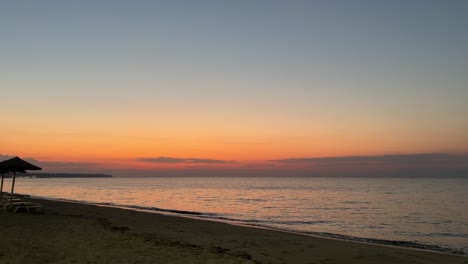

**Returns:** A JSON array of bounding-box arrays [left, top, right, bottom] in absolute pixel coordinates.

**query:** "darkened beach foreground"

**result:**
[[0, 198, 466, 264]]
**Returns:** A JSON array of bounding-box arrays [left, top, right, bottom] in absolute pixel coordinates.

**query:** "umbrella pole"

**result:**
[[0, 172, 4, 193], [10, 172, 16, 204]]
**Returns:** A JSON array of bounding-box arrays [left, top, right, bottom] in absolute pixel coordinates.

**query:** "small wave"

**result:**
[[429, 233, 468, 238], [237, 198, 267, 202], [311, 207, 352, 210], [302, 231, 467, 255], [108, 204, 217, 217], [34, 197, 217, 217], [341, 201, 370, 204], [204, 217, 332, 226]]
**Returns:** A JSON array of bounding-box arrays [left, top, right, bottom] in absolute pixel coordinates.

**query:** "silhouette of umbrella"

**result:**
[[0, 157, 41, 202], [0, 165, 9, 194]]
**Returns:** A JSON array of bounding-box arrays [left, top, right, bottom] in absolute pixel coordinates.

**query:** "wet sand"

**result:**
[[0, 198, 467, 264]]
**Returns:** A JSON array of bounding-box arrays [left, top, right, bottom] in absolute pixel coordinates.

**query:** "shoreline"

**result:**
[[1, 197, 466, 264], [32, 195, 467, 256]]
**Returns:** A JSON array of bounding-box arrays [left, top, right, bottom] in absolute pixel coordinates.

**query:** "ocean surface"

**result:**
[[5, 177, 468, 254]]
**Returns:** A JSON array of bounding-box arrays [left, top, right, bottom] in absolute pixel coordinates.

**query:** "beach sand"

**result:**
[[0, 198, 466, 264]]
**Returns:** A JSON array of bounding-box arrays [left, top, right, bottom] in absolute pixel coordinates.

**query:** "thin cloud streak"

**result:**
[[137, 156, 236, 164], [271, 153, 468, 167]]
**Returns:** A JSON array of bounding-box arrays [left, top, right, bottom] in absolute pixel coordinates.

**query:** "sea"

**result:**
[[5, 177, 468, 255]]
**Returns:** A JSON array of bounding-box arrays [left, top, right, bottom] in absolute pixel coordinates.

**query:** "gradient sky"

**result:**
[[1, 1, 467, 174]]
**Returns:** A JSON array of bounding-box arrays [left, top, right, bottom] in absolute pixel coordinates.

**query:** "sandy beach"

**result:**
[[0, 198, 465, 264]]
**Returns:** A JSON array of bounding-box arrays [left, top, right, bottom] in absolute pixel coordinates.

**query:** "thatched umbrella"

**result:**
[[0, 157, 41, 203]]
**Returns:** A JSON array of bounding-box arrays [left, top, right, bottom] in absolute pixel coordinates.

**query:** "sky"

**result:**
[[1, 1, 468, 176]]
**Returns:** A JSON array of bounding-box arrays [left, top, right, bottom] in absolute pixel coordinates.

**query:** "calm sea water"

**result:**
[[5, 177, 468, 254]]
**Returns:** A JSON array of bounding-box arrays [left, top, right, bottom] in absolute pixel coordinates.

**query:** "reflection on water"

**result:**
[[7, 177, 468, 253]]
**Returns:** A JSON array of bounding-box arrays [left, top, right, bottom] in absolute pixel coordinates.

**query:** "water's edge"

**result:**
[[31, 195, 467, 256]]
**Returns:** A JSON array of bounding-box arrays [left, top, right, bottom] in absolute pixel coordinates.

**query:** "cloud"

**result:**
[[33, 160, 98, 168], [245, 163, 277, 168], [0, 154, 99, 170], [271, 153, 468, 168], [0, 154, 16, 161], [19, 158, 97, 168], [136, 156, 235, 164]]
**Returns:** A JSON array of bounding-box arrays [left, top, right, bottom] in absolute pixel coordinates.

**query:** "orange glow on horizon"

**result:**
[[1, 129, 466, 163], [2, 112, 467, 171]]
